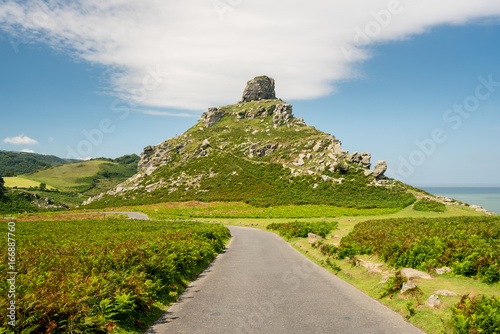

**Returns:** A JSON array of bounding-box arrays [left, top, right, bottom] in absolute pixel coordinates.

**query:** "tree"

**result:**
[[39, 183, 47, 191], [0, 177, 6, 199]]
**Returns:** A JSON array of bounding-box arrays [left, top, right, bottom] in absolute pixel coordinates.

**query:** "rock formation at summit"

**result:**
[[241, 76, 277, 102]]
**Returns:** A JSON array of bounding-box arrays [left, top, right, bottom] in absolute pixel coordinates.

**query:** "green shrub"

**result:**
[[413, 199, 446, 212], [446, 295, 500, 333], [267, 221, 338, 239], [338, 216, 500, 283]]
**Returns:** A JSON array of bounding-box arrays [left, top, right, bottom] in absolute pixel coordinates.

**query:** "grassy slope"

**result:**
[[4, 159, 139, 207], [3, 177, 57, 190], [20, 160, 104, 191]]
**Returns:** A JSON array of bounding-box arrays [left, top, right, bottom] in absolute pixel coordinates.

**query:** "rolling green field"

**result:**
[[21, 160, 108, 192], [1, 157, 139, 209], [3, 177, 57, 190]]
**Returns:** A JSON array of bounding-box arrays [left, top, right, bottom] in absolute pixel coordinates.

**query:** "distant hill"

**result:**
[[2, 154, 140, 209], [84, 76, 416, 209], [0, 150, 78, 176]]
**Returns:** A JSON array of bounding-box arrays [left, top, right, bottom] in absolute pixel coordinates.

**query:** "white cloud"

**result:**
[[1, 0, 500, 111], [21, 148, 35, 153], [3, 134, 39, 145]]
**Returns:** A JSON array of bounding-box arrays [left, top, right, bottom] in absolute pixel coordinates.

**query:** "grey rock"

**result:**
[[201, 139, 210, 150], [401, 268, 432, 280], [364, 170, 373, 176], [241, 76, 277, 102], [348, 152, 371, 168], [272, 104, 294, 124], [255, 143, 278, 157], [372, 160, 388, 179], [308, 233, 322, 239], [427, 294, 440, 307], [434, 267, 452, 275], [401, 281, 417, 294], [199, 107, 225, 128], [434, 290, 457, 297]]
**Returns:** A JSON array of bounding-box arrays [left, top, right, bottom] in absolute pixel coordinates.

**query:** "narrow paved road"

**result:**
[[112, 211, 150, 220], [147, 226, 424, 334]]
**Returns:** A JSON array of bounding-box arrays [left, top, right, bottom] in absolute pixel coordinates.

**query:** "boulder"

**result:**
[[201, 139, 210, 150], [434, 290, 458, 297], [241, 76, 277, 102], [372, 160, 388, 179], [200, 107, 225, 128], [308, 233, 321, 239], [434, 267, 452, 275], [427, 294, 441, 307], [401, 268, 432, 280], [401, 281, 417, 294], [357, 259, 384, 273]]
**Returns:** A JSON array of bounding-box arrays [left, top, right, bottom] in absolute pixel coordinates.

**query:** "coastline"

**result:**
[[421, 187, 500, 215]]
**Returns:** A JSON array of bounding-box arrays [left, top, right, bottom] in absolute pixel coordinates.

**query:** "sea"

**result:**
[[421, 187, 500, 215]]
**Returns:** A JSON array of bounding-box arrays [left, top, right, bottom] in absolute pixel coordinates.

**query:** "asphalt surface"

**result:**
[[146, 226, 425, 334], [113, 211, 151, 220]]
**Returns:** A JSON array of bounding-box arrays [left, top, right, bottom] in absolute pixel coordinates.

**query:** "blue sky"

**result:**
[[1, 1, 500, 186]]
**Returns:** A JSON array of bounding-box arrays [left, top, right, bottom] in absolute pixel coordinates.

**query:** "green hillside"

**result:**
[[1, 155, 140, 209], [23, 156, 139, 194], [0, 150, 77, 176], [85, 96, 416, 209]]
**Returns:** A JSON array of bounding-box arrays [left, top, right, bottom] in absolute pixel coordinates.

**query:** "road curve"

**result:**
[[146, 226, 424, 334], [112, 211, 151, 220]]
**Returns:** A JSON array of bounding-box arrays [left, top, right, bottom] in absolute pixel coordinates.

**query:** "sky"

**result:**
[[0, 0, 499, 186]]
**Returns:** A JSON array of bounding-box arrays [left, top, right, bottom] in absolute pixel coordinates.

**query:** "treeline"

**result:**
[[0, 150, 77, 176]]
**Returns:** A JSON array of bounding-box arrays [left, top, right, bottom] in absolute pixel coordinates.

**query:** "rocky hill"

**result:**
[[84, 76, 415, 208]]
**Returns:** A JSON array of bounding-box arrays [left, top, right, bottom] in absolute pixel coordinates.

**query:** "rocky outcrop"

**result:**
[[348, 152, 371, 168], [372, 160, 387, 179], [272, 104, 294, 124], [241, 76, 277, 102], [200, 107, 225, 128], [236, 105, 276, 120]]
